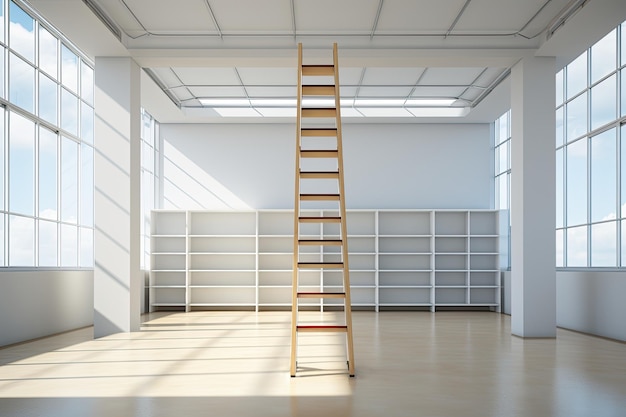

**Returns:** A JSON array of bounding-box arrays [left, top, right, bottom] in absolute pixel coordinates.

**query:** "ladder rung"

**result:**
[[298, 262, 344, 269], [300, 194, 340, 201], [300, 150, 338, 158], [302, 108, 336, 118], [302, 65, 334, 76], [302, 85, 335, 96], [297, 325, 348, 333], [301, 128, 337, 137], [297, 292, 346, 299], [299, 216, 341, 223], [300, 171, 339, 179], [298, 239, 342, 246]]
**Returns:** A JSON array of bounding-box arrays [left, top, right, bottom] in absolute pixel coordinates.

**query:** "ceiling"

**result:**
[[57, 0, 591, 122]]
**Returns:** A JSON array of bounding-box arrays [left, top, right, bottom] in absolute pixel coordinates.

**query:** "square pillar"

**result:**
[[93, 57, 142, 337], [510, 55, 557, 338]]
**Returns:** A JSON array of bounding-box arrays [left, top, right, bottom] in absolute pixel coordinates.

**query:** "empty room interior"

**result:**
[[1, 0, 626, 416]]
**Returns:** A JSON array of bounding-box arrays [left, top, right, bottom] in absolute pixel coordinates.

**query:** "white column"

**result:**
[[510, 55, 556, 338], [93, 57, 142, 338]]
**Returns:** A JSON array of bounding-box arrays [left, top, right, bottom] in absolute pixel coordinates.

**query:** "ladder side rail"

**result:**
[[333, 43, 356, 376], [290, 43, 304, 377]]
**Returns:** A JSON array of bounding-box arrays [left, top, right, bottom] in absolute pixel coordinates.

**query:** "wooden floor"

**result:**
[[1, 311, 625, 417]]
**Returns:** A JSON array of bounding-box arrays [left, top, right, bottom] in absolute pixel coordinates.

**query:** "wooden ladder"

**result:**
[[290, 43, 355, 377]]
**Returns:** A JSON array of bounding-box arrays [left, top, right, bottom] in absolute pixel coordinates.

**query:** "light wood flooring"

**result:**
[[1, 311, 625, 417]]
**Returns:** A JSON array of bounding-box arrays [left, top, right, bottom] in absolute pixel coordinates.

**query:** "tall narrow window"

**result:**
[[9, 53, 35, 113], [9, 1, 34, 63], [566, 139, 587, 227], [9, 112, 34, 216], [61, 137, 78, 223], [590, 128, 616, 223], [39, 126, 57, 220]]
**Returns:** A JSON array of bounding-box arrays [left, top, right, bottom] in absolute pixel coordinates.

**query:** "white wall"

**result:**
[[160, 123, 492, 210], [557, 271, 626, 342], [0, 270, 93, 347], [501, 270, 626, 342]]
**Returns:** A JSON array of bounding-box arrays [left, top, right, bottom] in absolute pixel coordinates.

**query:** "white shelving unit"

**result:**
[[149, 209, 502, 312]]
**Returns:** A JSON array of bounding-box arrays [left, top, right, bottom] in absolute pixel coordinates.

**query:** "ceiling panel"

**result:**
[[237, 67, 296, 85], [410, 86, 466, 98], [188, 86, 247, 98], [473, 67, 507, 87], [375, 0, 467, 32], [453, 0, 551, 32], [150, 68, 184, 87], [209, 0, 293, 32], [357, 86, 414, 98], [295, 0, 380, 32], [123, 0, 217, 32], [174, 67, 241, 85], [245, 86, 297, 98], [361, 67, 423, 85], [418, 68, 485, 85]]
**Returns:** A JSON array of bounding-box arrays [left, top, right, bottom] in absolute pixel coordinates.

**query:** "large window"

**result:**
[[0, 0, 94, 268], [556, 21, 626, 268]]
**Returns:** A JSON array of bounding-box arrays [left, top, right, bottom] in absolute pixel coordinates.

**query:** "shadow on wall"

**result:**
[[162, 139, 252, 210]]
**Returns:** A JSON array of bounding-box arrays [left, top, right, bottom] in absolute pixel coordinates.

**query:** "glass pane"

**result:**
[[591, 128, 616, 223], [0, 109, 4, 211], [591, 221, 616, 266], [567, 225, 587, 267], [556, 69, 564, 106], [9, 112, 34, 216], [80, 144, 93, 227], [556, 107, 564, 147], [80, 227, 93, 267], [566, 92, 587, 142], [9, 1, 34, 63], [556, 149, 564, 228], [556, 229, 563, 267], [142, 111, 154, 145], [622, 124, 626, 217], [590, 74, 616, 130], [61, 88, 78, 136], [0, 213, 4, 266], [60, 223, 77, 267], [0, 48, 4, 99], [498, 111, 509, 144], [39, 73, 58, 125], [81, 62, 93, 105], [566, 51, 587, 100], [80, 105, 93, 144], [9, 215, 34, 266], [590, 29, 616, 84], [39, 127, 57, 220], [39, 219, 57, 266], [497, 141, 508, 174], [622, 69, 626, 118], [61, 44, 78, 94], [622, 220, 626, 266], [498, 174, 509, 210], [9, 53, 34, 113], [567, 139, 587, 226], [39, 26, 58, 79], [0, 0, 4, 44], [61, 137, 78, 223]]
